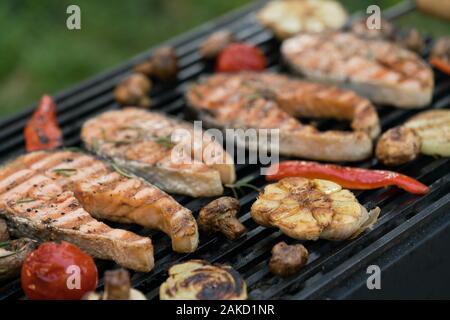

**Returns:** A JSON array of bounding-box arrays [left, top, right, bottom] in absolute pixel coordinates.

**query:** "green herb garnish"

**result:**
[[112, 163, 134, 179], [52, 168, 77, 177], [16, 198, 35, 204], [225, 175, 260, 199], [63, 147, 83, 153], [155, 136, 175, 149], [0, 242, 9, 249]]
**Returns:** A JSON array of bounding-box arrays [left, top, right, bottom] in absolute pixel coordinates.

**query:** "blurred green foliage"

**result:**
[[0, 0, 449, 118]]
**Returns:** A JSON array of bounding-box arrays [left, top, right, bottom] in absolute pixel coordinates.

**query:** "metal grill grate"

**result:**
[[0, 0, 449, 300]]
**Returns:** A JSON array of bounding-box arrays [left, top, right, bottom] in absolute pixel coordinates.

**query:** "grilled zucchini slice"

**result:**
[[404, 109, 450, 157]]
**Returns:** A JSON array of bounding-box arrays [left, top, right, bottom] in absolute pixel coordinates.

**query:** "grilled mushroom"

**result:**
[[376, 127, 421, 166], [197, 197, 247, 240], [160, 260, 247, 300], [114, 73, 152, 108], [351, 18, 395, 40], [394, 28, 426, 53], [83, 269, 146, 300], [200, 30, 235, 59], [269, 241, 308, 277], [0, 238, 36, 281], [152, 47, 178, 80], [0, 219, 9, 242], [251, 178, 380, 241]]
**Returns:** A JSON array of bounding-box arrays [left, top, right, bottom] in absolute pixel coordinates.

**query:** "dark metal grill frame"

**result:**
[[1, 0, 449, 300]]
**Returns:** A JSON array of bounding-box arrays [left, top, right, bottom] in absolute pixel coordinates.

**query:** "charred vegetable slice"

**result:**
[[160, 260, 247, 300]]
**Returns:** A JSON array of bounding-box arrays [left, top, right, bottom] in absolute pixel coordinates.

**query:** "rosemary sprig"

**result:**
[[63, 146, 83, 153], [112, 163, 134, 179], [16, 198, 35, 204], [0, 242, 9, 249], [225, 175, 260, 199], [52, 168, 77, 177], [0, 251, 17, 258], [155, 136, 175, 149]]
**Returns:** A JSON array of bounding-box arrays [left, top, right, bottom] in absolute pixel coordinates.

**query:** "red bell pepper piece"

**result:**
[[430, 57, 450, 76], [266, 161, 429, 195], [24, 95, 63, 152]]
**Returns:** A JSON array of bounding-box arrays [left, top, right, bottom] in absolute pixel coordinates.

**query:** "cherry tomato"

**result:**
[[216, 43, 266, 72], [21, 241, 98, 300]]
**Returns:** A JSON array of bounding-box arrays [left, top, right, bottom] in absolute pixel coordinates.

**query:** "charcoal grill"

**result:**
[[1, 0, 449, 300]]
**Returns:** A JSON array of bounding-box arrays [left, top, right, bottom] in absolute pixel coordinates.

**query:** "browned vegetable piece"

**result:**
[[114, 73, 152, 108], [394, 28, 426, 53], [0, 238, 36, 281], [200, 30, 235, 59], [376, 127, 421, 166], [149, 47, 178, 81], [197, 197, 247, 240], [269, 241, 308, 277], [83, 268, 146, 300], [103, 269, 131, 300], [0, 219, 9, 242], [351, 18, 395, 40]]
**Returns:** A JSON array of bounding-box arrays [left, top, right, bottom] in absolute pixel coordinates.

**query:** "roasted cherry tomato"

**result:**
[[216, 43, 266, 72], [21, 241, 98, 300]]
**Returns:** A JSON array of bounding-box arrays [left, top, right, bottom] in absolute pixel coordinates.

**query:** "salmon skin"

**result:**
[[81, 108, 236, 197], [282, 32, 434, 109], [0, 151, 199, 270], [186, 72, 380, 162]]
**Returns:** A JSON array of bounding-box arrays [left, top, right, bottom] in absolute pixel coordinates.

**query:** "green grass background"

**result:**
[[0, 0, 449, 118]]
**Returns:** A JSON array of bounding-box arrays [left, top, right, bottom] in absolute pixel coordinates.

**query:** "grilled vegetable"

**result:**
[[134, 47, 178, 80], [394, 28, 426, 54], [197, 197, 246, 240], [160, 260, 247, 300], [269, 241, 308, 277], [351, 18, 395, 40], [257, 0, 348, 40], [0, 218, 8, 242], [282, 32, 434, 109], [83, 269, 146, 300], [216, 43, 266, 72], [200, 30, 235, 59], [0, 238, 36, 281], [266, 161, 429, 195], [21, 241, 98, 300], [251, 177, 381, 240], [114, 73, 152, 108], [404, 110, 450, 157], [376, 127, 421, 166], [24, 95, 63, 152], [152, 47, 178, 80], [430, 37, 450, 76]]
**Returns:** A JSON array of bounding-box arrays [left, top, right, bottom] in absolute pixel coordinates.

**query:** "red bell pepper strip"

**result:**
[[24, 95, 63, 152], [265, 161, 429, 195], [430, 57, 450, 76]]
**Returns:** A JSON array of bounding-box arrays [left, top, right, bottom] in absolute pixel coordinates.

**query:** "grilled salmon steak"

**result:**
[[0, 151, 199, 271], [186, 72, 380, 162], [251, 177, 380, 240], [282, 32, 433, 108], [81, 108, 235, 197]]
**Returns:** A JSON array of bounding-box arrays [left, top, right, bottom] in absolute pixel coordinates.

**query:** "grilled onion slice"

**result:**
[[251, 178, 380, 241], [160, 260, 247, 300]]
